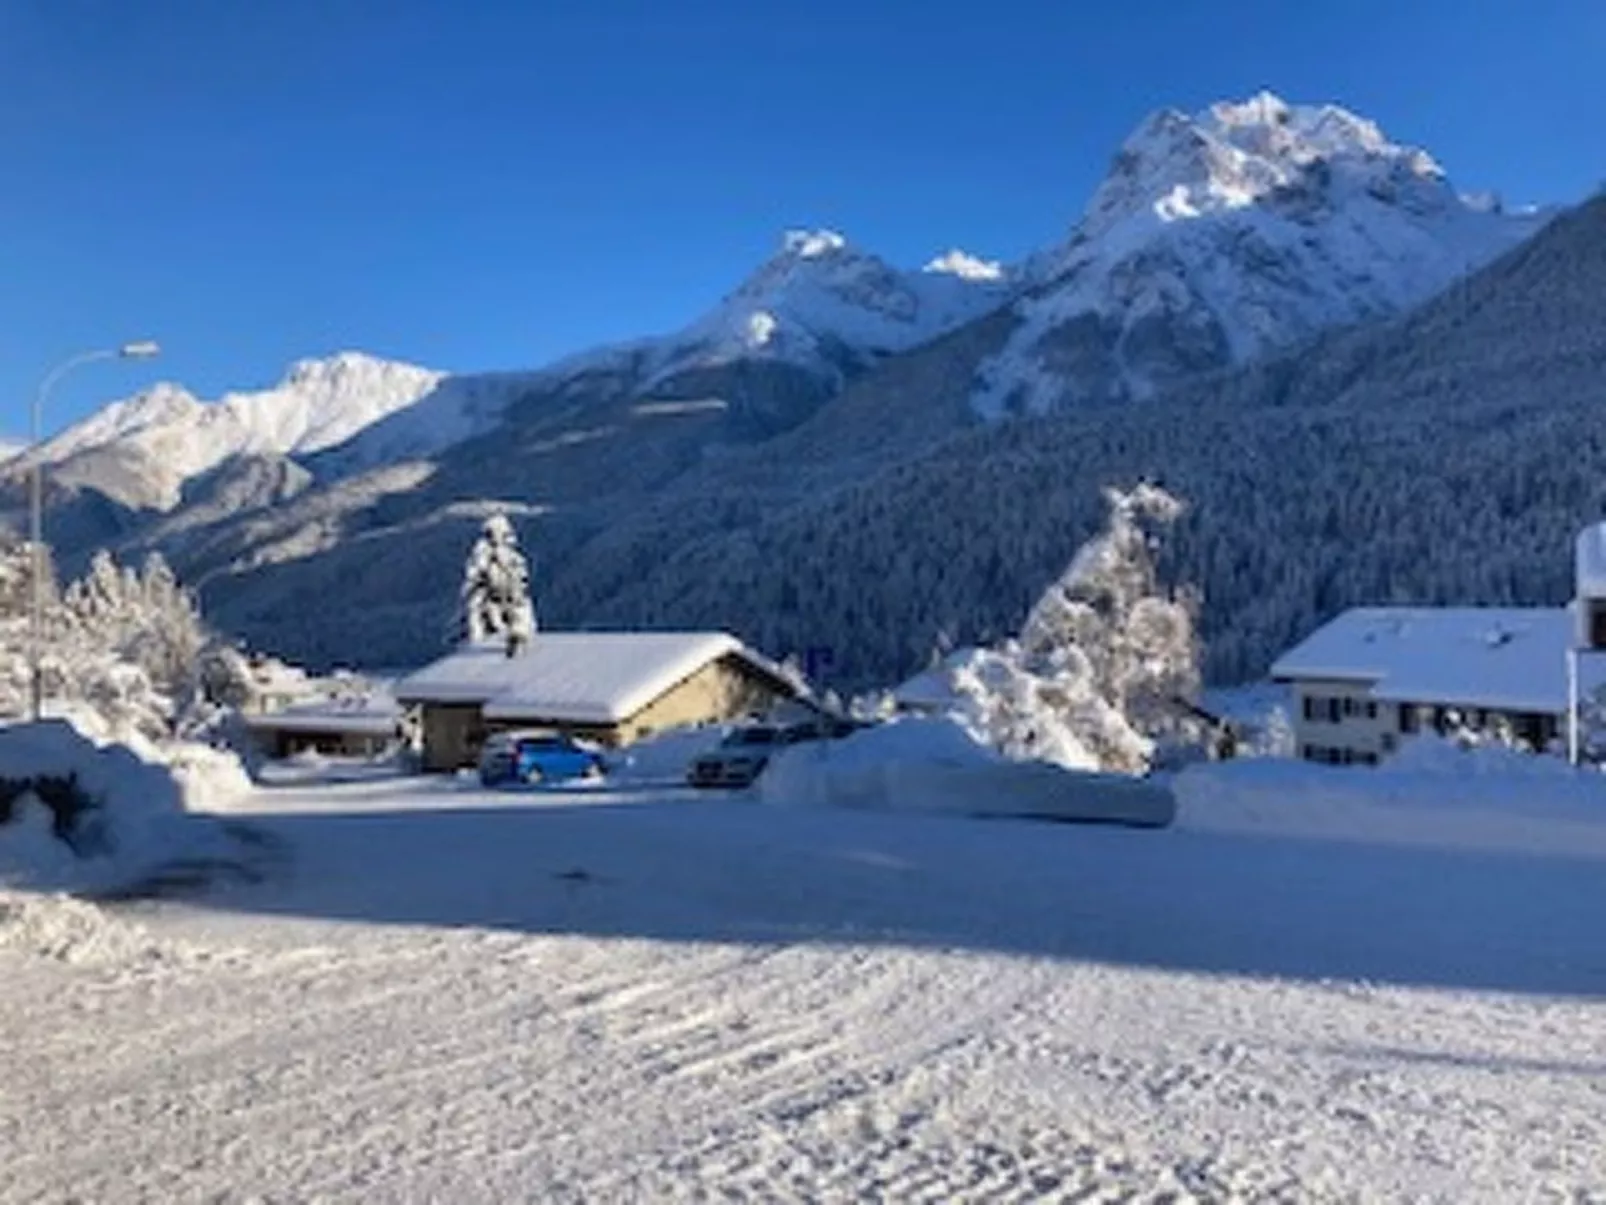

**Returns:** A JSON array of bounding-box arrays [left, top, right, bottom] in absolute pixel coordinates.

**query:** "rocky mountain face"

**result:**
[[561, 195, 1606, 688], [6, 94, 1567, 685], [973, 91, 1545, 416]]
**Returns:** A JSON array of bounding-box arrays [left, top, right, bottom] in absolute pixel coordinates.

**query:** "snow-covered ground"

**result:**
[[3, 760, 1605, 1201]]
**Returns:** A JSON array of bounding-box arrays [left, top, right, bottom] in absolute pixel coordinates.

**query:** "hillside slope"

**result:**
[[8, 94, 1558, 678], [561, 195, 1606, 686]]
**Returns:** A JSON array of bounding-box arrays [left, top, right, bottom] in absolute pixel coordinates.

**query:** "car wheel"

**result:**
[[584, 761, 603, 780], [523, 765, 545, 785]]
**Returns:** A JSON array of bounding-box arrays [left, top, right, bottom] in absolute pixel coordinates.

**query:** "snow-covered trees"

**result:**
[[948, 484, 1202, 774], [458, 513, 537, 651], [63, 550, 207, 709], [0, 539, 211, 740]]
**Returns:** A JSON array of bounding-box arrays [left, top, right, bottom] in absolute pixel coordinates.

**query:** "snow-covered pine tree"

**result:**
[[458, 512, 537, 653]]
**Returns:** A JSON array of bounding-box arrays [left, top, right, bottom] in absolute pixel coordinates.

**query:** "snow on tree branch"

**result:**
[[949, 483, 1202, 774], [458, 512, 538, 653]]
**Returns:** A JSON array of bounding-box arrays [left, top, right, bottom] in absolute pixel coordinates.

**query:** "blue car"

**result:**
[[478, 730, 605, 786]]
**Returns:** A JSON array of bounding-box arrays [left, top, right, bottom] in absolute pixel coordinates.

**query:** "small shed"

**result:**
[[240, 694, 403, 760], [394, 632, 811, 772]]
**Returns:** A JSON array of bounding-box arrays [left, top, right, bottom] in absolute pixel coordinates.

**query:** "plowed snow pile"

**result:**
[[0, 719, 250, 893], [760, 716, 1175, 825]]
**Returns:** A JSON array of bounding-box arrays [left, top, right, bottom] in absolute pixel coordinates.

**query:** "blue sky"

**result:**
[[2, 0, 1600, 438]]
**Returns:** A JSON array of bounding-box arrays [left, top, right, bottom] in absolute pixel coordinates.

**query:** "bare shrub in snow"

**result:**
[[458, 512, 537, 650], [950, 484, 1201, 774]]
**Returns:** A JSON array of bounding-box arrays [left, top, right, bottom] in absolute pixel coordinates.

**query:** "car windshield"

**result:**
[[726, 728, 778, 746]]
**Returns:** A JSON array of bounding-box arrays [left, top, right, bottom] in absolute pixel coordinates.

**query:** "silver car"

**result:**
[[686, 725, 790, 788]]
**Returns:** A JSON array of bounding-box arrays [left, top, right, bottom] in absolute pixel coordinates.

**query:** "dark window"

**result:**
[[1400, 706, 1420, 735], [1360, 752, 1379, 766], [1303, 696, 1317, 722], [1364, 701, 1378, 720], [1381, 732, 1397, 753], [1590, 601, 1606, 649], [1325, 698, 1342, 724]]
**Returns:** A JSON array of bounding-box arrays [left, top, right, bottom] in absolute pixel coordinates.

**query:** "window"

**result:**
[[1364, 701, 1378, 720], [1303, 696, 1317, 722], [1381, 733, 1396, 753], [1325, 698, 1341, 724], [1400, 705, 1419, 735], [1359, 751, 1379, 766], [1590, 601, 1606, 649]]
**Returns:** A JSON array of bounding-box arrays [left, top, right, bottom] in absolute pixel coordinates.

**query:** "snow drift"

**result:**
[[1176, 737, 1606, 858], [0, 720, 251, 893], [759, 716, 1175, 826]]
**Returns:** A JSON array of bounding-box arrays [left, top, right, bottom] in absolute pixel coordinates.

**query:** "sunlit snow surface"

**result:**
[[3, 750, 1603, 1200]]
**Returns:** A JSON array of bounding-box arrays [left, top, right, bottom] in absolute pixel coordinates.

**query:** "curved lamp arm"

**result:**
[[26, 340, 161, 720]]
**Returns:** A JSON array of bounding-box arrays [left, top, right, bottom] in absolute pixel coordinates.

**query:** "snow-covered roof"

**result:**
[[242, 692, 403, 736], [1269, 607, 1603, 714], [395, 632, 794, 724]]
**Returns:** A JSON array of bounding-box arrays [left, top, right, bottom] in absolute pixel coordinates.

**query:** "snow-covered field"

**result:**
[[3, 761, 1605, 1201]]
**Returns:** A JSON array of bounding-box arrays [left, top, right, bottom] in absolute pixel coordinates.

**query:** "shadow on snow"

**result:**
[[141, 792, 1606, 1000]]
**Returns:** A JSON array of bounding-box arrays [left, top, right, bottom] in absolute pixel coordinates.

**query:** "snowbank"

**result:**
[[0, 889, 172, 965], [605, 724, 729, 784], [759, 717, 1175, 826], [1176, 742, 1606, 858], [0, 720, 247, 893], [44, 700, 255, 810]]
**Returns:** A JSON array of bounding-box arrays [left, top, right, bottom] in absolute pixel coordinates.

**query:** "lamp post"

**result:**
[[28, 341, 161, 721]]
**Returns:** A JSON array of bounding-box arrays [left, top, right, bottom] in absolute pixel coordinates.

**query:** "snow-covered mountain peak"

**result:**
[[643, 229, 1015, 386], [281, 350, 431, 392], [18, 352, 453, 509], [976, 92, 1547, 418], [1083, 92, 1450, 240], [924, 249, 1007, 282], [781, 228, 849, 259]]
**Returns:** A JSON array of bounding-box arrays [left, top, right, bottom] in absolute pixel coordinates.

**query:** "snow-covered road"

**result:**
[[4, 771, 1605, 1201]]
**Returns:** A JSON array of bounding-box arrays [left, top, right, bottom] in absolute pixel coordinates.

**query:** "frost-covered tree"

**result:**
[[0, 538, 216, 739], [458, 512, 537, 650], [949, 484, 1202, 774], [63, 549, 207, 710]]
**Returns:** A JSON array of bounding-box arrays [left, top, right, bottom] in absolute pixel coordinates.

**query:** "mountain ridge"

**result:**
[[3, 91, 1572, 688]]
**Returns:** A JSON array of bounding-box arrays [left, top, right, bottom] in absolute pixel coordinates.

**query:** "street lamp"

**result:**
[[28, 341, 162, 721]]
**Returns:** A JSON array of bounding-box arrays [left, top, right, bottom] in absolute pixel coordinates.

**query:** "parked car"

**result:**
[[686, 716, 869, 788], [686, 724, 793, 788], [478, 730, 605, 786]]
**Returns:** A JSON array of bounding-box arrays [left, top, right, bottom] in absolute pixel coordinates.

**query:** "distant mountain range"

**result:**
[[1, 92, 1577, 688]]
